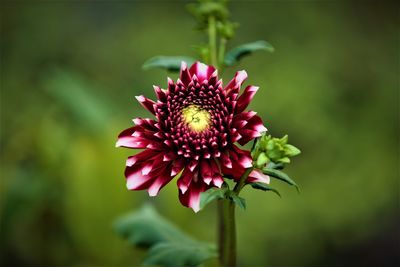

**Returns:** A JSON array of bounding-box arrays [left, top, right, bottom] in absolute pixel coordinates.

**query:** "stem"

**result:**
[[218, 198, 236, 267], [218, 168, 253, 267], [234, 168, 253, 194], [208, 16, 218, 67], [218, 37, 227, 72]]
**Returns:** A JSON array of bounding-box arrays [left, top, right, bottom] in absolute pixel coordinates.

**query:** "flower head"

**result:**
[[117, 61, 267, 212]]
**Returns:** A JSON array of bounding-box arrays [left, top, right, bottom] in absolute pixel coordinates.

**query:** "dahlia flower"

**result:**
[[116, 61, 268, 212]]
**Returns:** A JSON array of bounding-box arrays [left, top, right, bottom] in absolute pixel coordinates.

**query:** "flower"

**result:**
[[116, 61, 268, 212]]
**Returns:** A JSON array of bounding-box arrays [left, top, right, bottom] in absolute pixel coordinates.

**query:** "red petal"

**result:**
[[116, 126, 150, 148], [220, 152, 233, 169], [135, 95, 156, 115], [235, 85, 259, 113], [171, 158, 185, 176], [178, 178, 208, 212], [177, 168, 193, 194], [237, 115, 267, 145], [224, 70, 247, 96], [189, 62, 216, 83], [247, 169, 270, 184], [147, 169, 174, 196], [200, 160, 213, 184], [179, 61, 192, 86], [231, 145, 253, 169], [153, 85, 167, 102], [126, 149, 159, 167]]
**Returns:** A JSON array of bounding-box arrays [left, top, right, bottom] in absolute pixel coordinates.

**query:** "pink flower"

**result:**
[[117, 62, 267, 212]]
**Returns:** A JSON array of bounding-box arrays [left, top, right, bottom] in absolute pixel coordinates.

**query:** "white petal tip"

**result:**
[[148, 190, 158, 197], [179, 186, 188, 194]]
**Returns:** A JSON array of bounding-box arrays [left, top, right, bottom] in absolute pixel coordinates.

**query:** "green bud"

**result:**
[[251, 133, 301, 168], [256, 152, 269, 167], [284, 144, 301, 157]]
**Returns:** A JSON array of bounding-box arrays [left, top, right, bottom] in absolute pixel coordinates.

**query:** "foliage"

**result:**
[[142, 56, 197, 72], [114, 205, 217, 267], [224, 40, 274, 66], [200, 187, 227, 210]]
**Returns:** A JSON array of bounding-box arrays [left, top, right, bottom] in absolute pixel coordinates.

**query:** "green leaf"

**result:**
[[285, 144, 301, 157], [114, 205, 217, 267], [266, 162, 285, 170], [250, 182, 281, 198], [229, 194, 246, 210], [280, 134, 288, 144], [142, 56, 197, 72], [143, 242, 217, 267], [262, 168, 300, 192], [113, 204, 192, 247], [200, 187, 226, 210], [224, 40, 274, 66], [277, 157, 291, 164], [256, 152, 269, 168]]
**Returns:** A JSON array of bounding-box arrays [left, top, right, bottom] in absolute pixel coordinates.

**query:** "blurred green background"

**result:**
[[1, 1, 398, 266]]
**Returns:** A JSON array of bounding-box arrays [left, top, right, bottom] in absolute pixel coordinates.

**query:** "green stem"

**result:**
[[208, 16, 218, 67], [218, 168, 253, 267], [234, 168, 253, 194], [218, 198, 236, 267], [218, 37, 227, 72]]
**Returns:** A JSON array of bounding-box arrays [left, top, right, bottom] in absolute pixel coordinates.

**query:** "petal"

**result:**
[[126, 169, 153, 190], [126, 149, 159, 167], [153, 85, 167, 102], [237, 129, 262, 146], [247, 169, 270, 184], [231, 145, 253, 169], [200, 160, 213, 183], [220, 147, 250, 181], [189, 61, 216, 83], [178, 178, 208, 213], [125, 151, 170, 190], [135, 95, 156, 115], [179, 61, 192, 86], [235, 85, 259, 113], [148, 170, 174, 197], [224, 70, 247, 96], [237, 115, 267, 146], [171, 158, 186, 176], [220, 152, 232, 169], [188, 160, 199, 172], [116, 126, 150, 148], [177, 168, 193, 194], [213, 176, 224, 188]]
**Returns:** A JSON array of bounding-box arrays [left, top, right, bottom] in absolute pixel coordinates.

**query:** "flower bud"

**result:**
[[251, 133, 301, 168]]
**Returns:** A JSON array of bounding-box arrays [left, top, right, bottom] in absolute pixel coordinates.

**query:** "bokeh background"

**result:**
[[1, 1, 399, 266]]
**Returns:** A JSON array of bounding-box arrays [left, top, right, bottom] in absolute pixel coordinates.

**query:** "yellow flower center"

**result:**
[[182, 105, 211, 132]]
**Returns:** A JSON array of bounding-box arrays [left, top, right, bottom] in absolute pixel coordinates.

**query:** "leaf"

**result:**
[[229, 194, 246, 210], [114, 205, 217, 267], [285, 144, 301, 157], [142, 56, 197, 72], [200, 187, 226, 210], [113, 204, 192, 247], [277, 157, 291, 164], [43, 69, 112, 131], [262, 168, 300, 192], [143, 242, 217, 267], [250, 183, 281, 197], [224, 40, 274, 66], [266, 162, 285, 170], [255, 152, 269, 167]]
